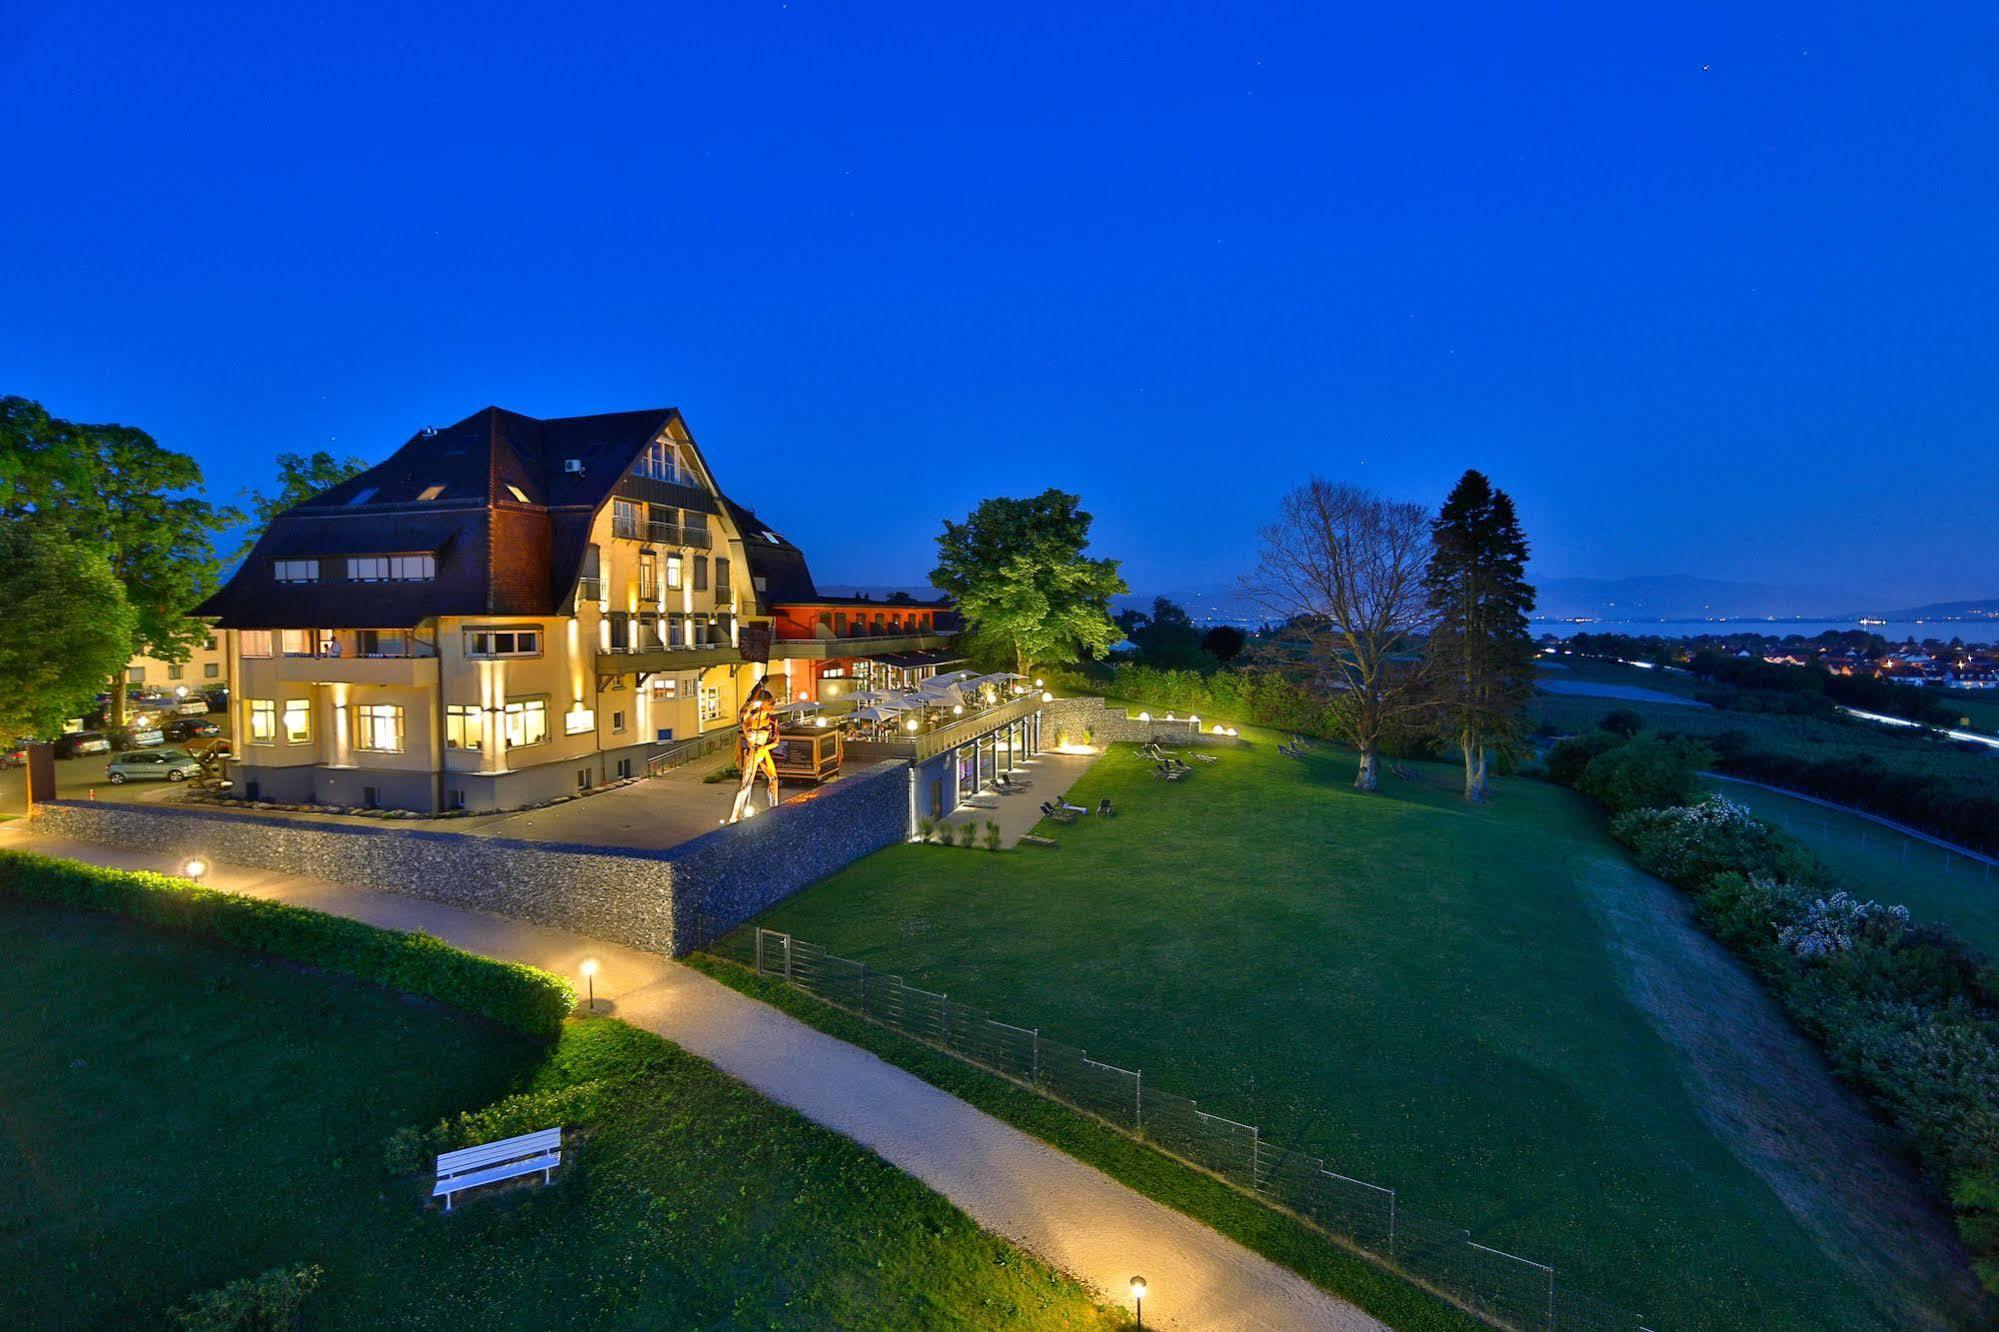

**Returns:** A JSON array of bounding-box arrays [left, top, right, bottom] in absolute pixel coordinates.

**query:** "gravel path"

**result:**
[[2, 825, 1383, 1332]]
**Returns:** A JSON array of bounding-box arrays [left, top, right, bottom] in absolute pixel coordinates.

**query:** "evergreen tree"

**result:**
[[1424, 470, 1537, 801]]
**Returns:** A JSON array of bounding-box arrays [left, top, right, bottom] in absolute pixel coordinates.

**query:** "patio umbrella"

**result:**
[[847, 706, 898, 723], [924, 669, 980, 689], [773, 700, 822, 720]]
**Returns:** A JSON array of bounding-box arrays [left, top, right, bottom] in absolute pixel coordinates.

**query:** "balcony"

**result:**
[[271, 630, 439, 687], [774, 626, 959, 660], [646, 519, 712, 550]]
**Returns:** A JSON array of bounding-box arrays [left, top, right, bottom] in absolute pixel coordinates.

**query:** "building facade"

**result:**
[[197, 406, 955, 812], [125, 630, 230, 696]]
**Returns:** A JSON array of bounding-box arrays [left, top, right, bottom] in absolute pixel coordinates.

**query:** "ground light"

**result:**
[[581, 958, 598, 1012], [1130, 1275, 1147, 1327], [182, 857, 208, 883]]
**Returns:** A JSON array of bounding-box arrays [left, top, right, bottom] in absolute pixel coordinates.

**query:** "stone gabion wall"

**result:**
[[30, 759, 914, 957], [667, 759, 910, 945], [1042, 695, 1250, 748], [30, 800, 682, 951]]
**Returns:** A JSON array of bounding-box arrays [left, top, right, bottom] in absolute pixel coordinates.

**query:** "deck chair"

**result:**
[[1096, 798, 1116, 817]]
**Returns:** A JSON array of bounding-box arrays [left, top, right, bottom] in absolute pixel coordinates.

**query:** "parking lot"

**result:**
[[1, 706, 232, 817]]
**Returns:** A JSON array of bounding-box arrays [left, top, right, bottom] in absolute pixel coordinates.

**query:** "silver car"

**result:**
[[106, 749, 199, 783]]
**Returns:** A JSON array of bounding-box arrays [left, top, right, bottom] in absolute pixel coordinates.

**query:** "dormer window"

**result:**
[[417, 484, 445, 501], [346, 487, 378, 506], [273, 559, 319, 583], [504, 484, 530, 503]]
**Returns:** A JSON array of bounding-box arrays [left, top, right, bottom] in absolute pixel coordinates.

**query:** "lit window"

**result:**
[[355, 703, 404, 752], [700, 685, 723, 723], [666, 554, 683, 590], [280, 629, 315, 657], [465, 627, 541, 658], [638, 552, 658, 602], [612, 710, 626, 733], [505, 484, 530, 503], [650, 676, 678, 700], [417, 485, 445, 501], [612, 498, 642, 539], [502, 698, 549, 748], [348, 556, 390, 582], [564, 706, 595, 735], [389, 553, 434, 581], [273, 559, 319, 583], [445, 704, 484, 750], [282, 699, 312, 743], [634, 438, 689, 485], [205, 635, 217, 650], [346, 487, 378, 506], [239, 630, 273, 658], [249, 700, 276, 743]]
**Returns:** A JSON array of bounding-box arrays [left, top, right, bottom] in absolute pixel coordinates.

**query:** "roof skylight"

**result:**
[[346, 487, 378, 506]]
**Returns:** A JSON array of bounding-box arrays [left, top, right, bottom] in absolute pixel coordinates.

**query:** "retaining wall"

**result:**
[[1041, 696, 1250, 748], [28, 759, 910, 956]]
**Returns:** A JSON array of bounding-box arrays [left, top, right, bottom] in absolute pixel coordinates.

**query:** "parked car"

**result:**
[[54, 731, 112, 758], [0, 740, 30, 767], [174, 698, 210, 716], [106, 749, 199, 783], [164, 718, 221, 741], [127, 727, 166, 748]]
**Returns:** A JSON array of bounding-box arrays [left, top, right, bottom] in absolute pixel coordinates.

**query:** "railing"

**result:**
[[705, 925, 1656, 1332], [912, 694, 1042, 760], [645, 729, 734, 776], [647, 520, 713, 550], [286, 632, 437, 660]]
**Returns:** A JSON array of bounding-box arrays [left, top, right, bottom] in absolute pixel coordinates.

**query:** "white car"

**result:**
[[174, 699, 210, 716], [128, 728, 166, 748]]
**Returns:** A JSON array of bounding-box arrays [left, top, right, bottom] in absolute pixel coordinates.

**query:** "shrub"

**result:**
[[956, 821, 978, 848], [1545, 730, 1621, 787], [0, 851, 573, 1037], [1599, 708, 1645, 738], [983, 820, 1002, 852], [915, 815, 937, 843], [1778, 892, 1910, 961], [168, 1264, 323, 1331], [1612, 796, 1817, 888], [1576, 733, 1713, 812]]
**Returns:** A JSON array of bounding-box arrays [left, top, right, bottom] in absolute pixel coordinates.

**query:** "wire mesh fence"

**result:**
[[705, 922, 1659, 1330]]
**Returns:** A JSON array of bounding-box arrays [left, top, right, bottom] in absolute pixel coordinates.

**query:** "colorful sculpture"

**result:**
[[727, 680, 781, 824]]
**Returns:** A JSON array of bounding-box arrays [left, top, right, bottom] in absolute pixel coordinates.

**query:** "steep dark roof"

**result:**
[[721, 497, 821, 605], [198, 405, 676, 628]]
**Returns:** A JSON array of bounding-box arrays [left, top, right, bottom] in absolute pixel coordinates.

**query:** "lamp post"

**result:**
[[581, 958, 598, 1012], [182, 857, 208, 883], [1130, 1275, 1147, 1328]]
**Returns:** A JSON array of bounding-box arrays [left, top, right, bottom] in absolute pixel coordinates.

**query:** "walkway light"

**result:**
[[905, 719, 919, 732], [1138, 711, 1150, 722], [1130, 1275, 1147, 1327], [182, 857, 208, 882], [1033, 678, 1044, 688], [1040, 691, 1053, 703], [953, 704, 963, 715], [580, 957, 598, 1011]]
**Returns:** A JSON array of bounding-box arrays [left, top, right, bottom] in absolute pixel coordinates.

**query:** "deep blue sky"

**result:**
[[5, 3, 1994, 606]]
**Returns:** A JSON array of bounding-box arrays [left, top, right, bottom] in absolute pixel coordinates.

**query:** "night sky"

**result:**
[[5, 4, 1994, 605]]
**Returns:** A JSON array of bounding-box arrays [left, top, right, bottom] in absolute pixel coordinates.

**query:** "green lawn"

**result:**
[[0, 899, 1115, 1330], [1939, 689, 1999, 736], [736, 729, 1939, 1329], [1707, 778, 1999, 958]]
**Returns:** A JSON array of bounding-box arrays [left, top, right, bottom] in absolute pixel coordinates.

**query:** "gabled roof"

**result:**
[[199, 405, 679, 628]]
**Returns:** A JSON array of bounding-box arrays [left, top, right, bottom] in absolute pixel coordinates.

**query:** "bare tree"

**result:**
[[1243, 479, 1436, 791]]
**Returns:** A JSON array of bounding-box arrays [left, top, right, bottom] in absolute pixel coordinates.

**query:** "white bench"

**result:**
[[433, 1127, 562, 1211]]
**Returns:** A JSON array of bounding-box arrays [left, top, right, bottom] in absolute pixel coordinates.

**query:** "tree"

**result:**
[[0, 524, 139, 740], [0, 396, 231, 734], [930, 490, 1127, 675], [1244, 479, 1435, 791], [1423, 470, 1538, 801], [1201, 624, 1246, 663], [234, 450, 368, 560], [1117, 597, 1212, 670]]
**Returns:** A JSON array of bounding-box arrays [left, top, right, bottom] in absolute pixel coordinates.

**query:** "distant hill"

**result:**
[[1862, 598, 1999, 622], [1534, 575, 1877, 622]]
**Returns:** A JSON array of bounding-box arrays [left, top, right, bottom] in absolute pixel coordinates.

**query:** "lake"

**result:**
[[1534, 620, 1999, 646]]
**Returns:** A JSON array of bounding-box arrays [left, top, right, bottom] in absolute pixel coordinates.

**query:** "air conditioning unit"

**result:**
[[563, 459, 585, 475]]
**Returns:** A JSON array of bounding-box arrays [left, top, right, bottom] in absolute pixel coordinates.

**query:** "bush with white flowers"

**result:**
[[1776, 891, 1911, 960]]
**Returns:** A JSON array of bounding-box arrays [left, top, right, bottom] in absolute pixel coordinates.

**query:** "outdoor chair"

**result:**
[[1191, 752, 1217, 764], [1039, 801, 1079, 823], [1096, 798, 1115, 817]]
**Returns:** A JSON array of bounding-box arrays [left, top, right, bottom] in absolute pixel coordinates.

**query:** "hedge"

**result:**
[[0, 850, 574, 1037], [1707, 743, 1999, 860], [1547, 739, 1999, 1294]]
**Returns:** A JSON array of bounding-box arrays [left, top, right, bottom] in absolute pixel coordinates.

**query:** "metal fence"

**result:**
[[706, 923, 1658, 1331]]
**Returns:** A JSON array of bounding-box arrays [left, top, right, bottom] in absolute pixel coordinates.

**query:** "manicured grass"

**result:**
[[1530, 685, 1999, 800], [1939, 689, 1999, 736], [735, 728, 1905, 1328], [0, 899, 1116, 1330], [1707, 778, 1999, 958]]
